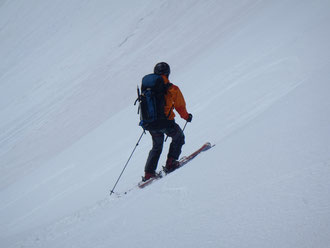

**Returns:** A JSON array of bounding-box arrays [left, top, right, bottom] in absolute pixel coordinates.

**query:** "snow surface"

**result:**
[[1, 0, 330, 247]]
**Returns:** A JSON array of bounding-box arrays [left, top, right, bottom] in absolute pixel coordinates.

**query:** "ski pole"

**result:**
[[182, 121, 188, 132], [110, 130, 145, 196], [165, 120, 188, 142]]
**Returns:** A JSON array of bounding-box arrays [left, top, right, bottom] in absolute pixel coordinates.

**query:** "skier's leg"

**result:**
[[166, 122, 185, 161], [144, 131, 165, 174]]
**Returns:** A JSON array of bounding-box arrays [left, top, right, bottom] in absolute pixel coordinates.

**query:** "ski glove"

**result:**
[[186, 113, 193, 122]]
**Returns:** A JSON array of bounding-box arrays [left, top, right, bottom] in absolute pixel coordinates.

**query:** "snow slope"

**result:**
[[1, 0, 330, 247]]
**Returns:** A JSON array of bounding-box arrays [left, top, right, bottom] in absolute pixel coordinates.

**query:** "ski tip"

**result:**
[[206, 142, 215, 148], [202, 142, 214, 151]]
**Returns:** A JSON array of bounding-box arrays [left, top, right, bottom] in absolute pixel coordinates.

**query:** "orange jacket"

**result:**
[[162, 75, 189, 121]]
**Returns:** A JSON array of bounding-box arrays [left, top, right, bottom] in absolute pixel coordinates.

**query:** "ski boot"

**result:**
[[163, 157, 180, 174], [142, 171, 162, 182]]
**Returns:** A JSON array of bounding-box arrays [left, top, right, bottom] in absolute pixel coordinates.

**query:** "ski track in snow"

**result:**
[[12, 160, 330, 248]]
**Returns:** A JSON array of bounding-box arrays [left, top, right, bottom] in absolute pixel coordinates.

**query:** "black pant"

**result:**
[[144, 122, 185, 173]]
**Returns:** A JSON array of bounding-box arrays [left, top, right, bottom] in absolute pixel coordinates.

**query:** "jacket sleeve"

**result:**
[[172, 85, 189, 120]]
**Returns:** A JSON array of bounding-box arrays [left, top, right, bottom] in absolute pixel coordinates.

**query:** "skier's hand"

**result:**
[[186, 113, 193, 122]]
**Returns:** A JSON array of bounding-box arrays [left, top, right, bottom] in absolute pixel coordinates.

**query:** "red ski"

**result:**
[[138, 142, 214, 189]]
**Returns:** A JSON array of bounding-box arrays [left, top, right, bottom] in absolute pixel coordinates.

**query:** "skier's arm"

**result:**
[[173, 86, 189, 120]]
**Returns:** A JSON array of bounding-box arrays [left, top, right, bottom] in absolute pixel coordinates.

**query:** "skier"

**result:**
[[143, 62, 192, 181]]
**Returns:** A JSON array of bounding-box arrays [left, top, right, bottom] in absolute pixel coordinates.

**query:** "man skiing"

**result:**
[[143, 62, 192, 181]]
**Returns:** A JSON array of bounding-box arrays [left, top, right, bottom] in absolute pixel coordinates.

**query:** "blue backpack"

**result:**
[[135, 74, 169, 130]]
